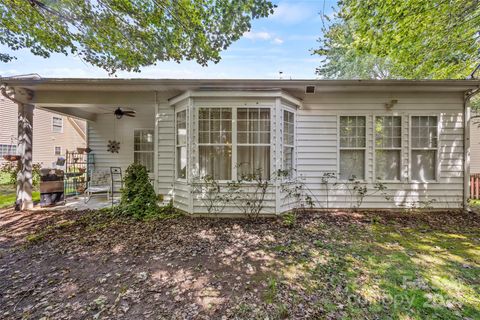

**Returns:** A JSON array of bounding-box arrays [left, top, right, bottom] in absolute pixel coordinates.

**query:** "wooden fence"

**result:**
[[470, 174, 480, 199]]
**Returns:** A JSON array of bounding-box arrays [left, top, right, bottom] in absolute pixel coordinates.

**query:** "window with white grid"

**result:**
[[176, 110, 187, 179], [283, 110, 294, 175], [339, 116, 366, 180], [52, 116, 63, 133], [411, 116, 437, 181], [134, 129, 154, 172], [237, 108, 270, 179], [198, 108, 232, 180], [375, 116, 402, 180]]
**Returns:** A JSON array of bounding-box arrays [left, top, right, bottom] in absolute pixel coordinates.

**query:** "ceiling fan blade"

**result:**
[[124, 110, 136, 114], [124, 113, 136, 117]]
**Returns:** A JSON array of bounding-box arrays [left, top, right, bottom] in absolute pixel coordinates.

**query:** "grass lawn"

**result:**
[[0, 184, 40, 208], [0, 208, 478, 319]]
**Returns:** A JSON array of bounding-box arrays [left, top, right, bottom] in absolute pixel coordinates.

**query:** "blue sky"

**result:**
[[0, 0, 337, 79]]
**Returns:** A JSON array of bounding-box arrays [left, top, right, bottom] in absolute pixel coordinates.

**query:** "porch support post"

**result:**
[[16, 103, 34, 211]]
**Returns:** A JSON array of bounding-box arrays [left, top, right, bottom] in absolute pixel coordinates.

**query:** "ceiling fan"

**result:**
[[111, 107, 136, 119]]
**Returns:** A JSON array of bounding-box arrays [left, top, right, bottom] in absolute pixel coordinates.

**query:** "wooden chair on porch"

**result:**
[[110, 167, 123, 206]]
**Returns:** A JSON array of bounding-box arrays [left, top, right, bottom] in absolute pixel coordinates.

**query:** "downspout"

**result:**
[[464, 86, 480, 209]]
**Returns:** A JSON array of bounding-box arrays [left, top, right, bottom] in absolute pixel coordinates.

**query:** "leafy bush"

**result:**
[[0, 162, 41, 187], [115, 163, 159, 219]]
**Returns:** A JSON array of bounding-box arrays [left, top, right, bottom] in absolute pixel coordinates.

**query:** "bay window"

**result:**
[[375, 116, 402, 181], [196, 107, 271, 180], [198, 108, 232, 180], [283, 110, 295, 175], [411, 116, 437, 181], [176, 110, 187, 179], [237, 108, 270, 179], [339, 116, 366, 180]]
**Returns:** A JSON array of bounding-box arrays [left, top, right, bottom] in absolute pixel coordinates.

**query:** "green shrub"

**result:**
[[0, 162, 41, 187], [115, 163, 159, 218]]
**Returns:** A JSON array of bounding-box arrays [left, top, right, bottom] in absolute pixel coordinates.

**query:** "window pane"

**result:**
[[237, 146, 270, 179], [176, 110, 187, 145], [199, 146, 231, 180], [283, 147, 293, 174], [375, 150, 401, 180], [375, 116, 401, 149], [340, 150, 365, 180], [411, 150, 436, 181], [238, 108, 270, 145], [411, 116, 437, 148], [136, 151, 154, 173], [284, 111, 294, 146], [177, 146, 187, 178], [340, 116, 366, 148]]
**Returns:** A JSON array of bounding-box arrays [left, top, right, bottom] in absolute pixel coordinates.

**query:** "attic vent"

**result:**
[[305, 85, 315, 94]]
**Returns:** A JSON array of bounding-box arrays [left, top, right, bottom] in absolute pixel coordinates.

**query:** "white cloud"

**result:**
[[269, 2, 317, 24], [271, 38, 284, 45], [243, 31, 273, 41]]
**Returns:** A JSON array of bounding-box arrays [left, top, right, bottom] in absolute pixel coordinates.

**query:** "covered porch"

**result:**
[[0, 79, 182, 210]]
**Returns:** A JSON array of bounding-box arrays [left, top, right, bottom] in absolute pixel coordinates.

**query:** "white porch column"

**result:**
[[16, 103, 34, 211]]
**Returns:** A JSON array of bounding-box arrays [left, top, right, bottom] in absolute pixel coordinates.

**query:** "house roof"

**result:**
[[2, 77, 479, 121], [3, 77, 480, 94]]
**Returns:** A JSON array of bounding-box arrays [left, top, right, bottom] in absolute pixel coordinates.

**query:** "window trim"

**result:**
[[373, 114, 404, 182], [408, 114, 440, 183], [175, 108, 188, 181], [337, 115, 367, 182], [52, 116, 63, 133], [54, 146, 62, 156], [133, 128, 155, 173], [195, 105, 273, 182], [283, 108, 296, 177]]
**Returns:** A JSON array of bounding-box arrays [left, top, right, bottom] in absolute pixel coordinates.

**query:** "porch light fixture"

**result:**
[[385, 99, 398, 110]]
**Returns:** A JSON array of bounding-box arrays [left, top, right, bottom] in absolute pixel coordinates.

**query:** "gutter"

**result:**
[[464, 86, 480, 209]]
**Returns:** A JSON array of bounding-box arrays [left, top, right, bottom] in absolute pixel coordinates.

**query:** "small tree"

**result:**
[[115, 163, 158, 219]]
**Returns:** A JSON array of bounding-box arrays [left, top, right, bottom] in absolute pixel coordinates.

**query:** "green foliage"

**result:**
[[0, 0, 275, 74], [0, 161, 41, 187], [115, 163, 159, 219], [316, 0, 479, 79], [282, 211, 297, 228]]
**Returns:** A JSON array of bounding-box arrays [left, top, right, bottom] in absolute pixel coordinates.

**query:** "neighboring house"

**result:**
[[3, 78, 478, 212], [0, 96, 86, 167]]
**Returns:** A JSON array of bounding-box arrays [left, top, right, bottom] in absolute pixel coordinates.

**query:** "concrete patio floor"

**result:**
[[32, 195, 116, 211]]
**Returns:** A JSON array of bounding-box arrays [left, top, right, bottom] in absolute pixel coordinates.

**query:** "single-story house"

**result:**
[[2, 78, 479, 212]]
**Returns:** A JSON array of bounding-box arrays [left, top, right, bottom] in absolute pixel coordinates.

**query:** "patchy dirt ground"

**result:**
[[0, 208, 479, 319]]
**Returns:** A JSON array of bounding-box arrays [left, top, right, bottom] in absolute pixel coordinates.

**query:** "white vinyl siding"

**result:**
[[339, 116, 366, 180], [297, 91, 465, 209]]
